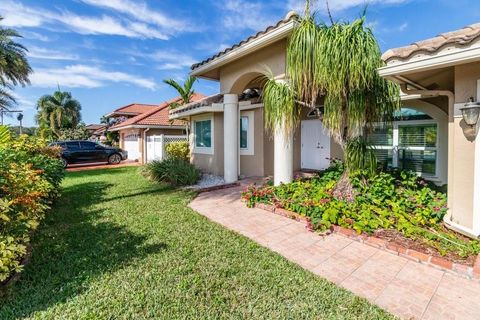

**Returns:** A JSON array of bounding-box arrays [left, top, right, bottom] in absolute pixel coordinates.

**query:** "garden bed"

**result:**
[[252, 202, 480, 278], [242, 162, 480, 269]]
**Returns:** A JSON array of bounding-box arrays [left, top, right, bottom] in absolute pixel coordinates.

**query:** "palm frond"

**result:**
[[163, 76, 197, 105], [0, 125, 11, 146]]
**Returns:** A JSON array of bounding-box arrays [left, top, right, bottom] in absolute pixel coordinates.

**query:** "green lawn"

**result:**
[[0, 167, 394, 319]]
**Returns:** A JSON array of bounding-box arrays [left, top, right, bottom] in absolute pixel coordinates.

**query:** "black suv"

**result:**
[[51, 141, 128, 168]]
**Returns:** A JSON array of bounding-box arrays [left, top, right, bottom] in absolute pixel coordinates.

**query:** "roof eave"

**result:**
[[109, 124, 186, 132], [379, 45, 480, 78], [190, 19, 297, 79]]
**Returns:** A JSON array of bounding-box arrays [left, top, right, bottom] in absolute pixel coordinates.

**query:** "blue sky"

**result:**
[[1, 0, 480, 127]]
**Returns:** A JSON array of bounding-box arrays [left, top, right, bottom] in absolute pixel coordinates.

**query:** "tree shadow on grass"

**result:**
[[0, 180, 167, 319]]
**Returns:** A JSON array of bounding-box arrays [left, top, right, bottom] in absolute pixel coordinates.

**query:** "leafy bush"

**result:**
[[57, 123, 91, 141], [141, 158, 200, 186], [0, 128, 64, 282], [165, 141, 190, 162], [242, 162, 480, 258]]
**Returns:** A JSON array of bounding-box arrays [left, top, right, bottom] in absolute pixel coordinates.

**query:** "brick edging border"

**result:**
[[195, 182, 241, 193], [253, 202, 480, 280]]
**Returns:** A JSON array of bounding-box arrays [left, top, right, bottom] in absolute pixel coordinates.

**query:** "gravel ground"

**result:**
[[186, 174, 225, 190]]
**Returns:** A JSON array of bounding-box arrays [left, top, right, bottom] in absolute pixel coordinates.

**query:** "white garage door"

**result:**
[[124, 134, 140, 161]]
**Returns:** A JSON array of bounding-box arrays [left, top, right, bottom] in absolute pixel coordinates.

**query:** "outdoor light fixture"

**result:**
[[460, 97, 480, 127]]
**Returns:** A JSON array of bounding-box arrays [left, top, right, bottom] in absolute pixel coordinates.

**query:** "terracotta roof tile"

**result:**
[[109, 93, 206, 130], [382, 23, 480, 62], [110, 103, 158, 116], [191, 11, 299, 71]]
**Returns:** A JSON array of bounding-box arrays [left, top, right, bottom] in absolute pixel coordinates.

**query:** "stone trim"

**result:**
[[253, 203, 480, 280], [195, 182, 240, 193]]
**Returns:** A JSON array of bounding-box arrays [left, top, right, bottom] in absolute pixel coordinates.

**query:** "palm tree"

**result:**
[[36, 90, 82, 138], [0, 16, 32, 123], [0, 86, 15, 125], [163, 76, 197, 108], [263, 0, 400, 194], [0, 16, 32, 87]]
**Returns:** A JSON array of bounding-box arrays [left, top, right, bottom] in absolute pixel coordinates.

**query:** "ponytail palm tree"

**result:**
[[36, 90, 82, 138], [263, 1, 400, 180]]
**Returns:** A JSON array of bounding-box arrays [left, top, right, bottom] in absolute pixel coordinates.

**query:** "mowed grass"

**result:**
[[0, 167, 394, 319]]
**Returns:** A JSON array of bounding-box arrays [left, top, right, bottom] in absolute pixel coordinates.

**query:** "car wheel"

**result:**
[[61, 157, 68, 168], [108, 154, 122, 165]]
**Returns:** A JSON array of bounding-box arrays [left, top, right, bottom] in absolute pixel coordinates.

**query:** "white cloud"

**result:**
[[11, 92, 36, 111], [287, 0, 410, 14], [79, 0, 193, 33], [28, 46, 80, 61], [30, 65, 156, 90], [0, 1, 50, 27], [0, 0, 172, 39], [221, 0, 275, 31], [368, 20, 409, 33], [23, 31, 51, 42], [397, 22, 408, 32]]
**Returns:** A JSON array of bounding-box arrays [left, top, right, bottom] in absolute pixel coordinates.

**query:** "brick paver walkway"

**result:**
[[189, 185, 480, 320]]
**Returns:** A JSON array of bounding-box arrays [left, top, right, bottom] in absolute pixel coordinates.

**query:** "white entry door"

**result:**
[[124, 134, 140, 161], [301, 120, 331, 170]]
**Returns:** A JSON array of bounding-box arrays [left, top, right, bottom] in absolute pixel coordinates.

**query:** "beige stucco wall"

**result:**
[[146, 128, 185, 136], [448, 62, 480, 229], [240, 108, 265, 177], [219, 40, 287, 94], [190, 113, 224, 176]]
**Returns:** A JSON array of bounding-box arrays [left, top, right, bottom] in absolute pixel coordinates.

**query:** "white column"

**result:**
[[223, 94, 239, 183], [274, 123, 294, 186]]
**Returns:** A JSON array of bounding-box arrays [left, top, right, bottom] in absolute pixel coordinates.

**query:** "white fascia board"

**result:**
[[109, 125, 184, 132], [378, 46, 480, 77], [190, 20, 296, 77], [169, 104, 224, 120], [239, 103, 263, 111]]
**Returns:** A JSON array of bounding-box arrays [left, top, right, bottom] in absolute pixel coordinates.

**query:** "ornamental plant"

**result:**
[[242, 161, 480, 258], [141, 158, 200, 187], [0, 127, 64, 282], [262, 1, 400, 196], [165, 141, 190, 162]]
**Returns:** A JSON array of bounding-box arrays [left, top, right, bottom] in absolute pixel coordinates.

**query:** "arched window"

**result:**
[[367, 108, 438, 178]]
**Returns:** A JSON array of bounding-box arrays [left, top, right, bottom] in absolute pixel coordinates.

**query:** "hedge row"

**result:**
[[0, 129, 64, 282]]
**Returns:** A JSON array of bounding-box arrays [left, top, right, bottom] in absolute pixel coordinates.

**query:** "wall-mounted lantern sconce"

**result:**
[[460, 97, 480, 127]]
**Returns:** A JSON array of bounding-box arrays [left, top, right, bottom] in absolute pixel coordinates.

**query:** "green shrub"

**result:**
[[0, 129, 64, 281], [141, 158, 200, 187], [242, 162, 480, 258], [165, 141, 190, 162]]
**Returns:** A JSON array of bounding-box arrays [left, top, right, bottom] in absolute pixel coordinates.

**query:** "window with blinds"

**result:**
[[367, 113, 438, 177]]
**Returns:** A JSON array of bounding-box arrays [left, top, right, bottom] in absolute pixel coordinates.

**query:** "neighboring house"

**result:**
[[108, 94, 205, 163], [85, 124, 107, 140], [169, 12, 480, 238]]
